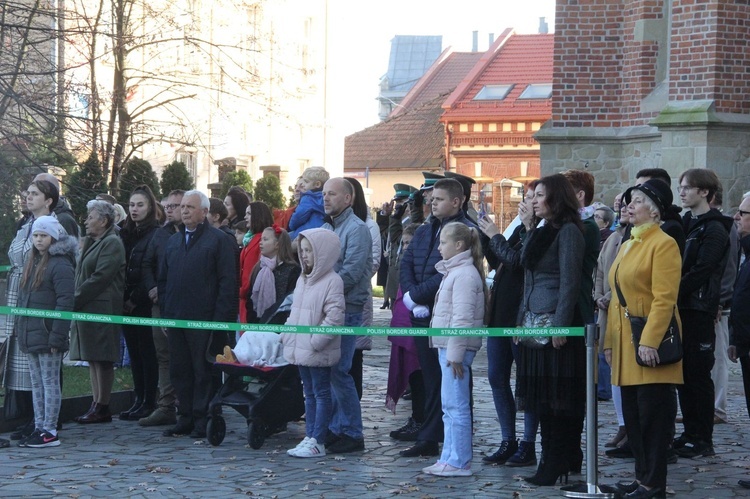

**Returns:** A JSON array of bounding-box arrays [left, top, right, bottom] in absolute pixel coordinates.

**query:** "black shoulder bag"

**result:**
[[614, 265, 682, 367]]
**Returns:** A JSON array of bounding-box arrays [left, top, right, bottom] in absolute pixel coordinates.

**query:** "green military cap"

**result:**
[[420, 171, 445, 191], [393, 183, 417, 200], [444, 171, 476, 199]]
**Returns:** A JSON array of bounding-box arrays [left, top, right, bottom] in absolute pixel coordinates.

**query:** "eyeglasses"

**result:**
[[164, 204, 180, 210], [677, 186, 698, 194], [738, 209, 750, 217], [593, 214, 604, 220]]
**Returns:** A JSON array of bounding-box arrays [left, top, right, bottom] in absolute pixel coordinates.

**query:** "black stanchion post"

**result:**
[[561, 323, 616, 498]]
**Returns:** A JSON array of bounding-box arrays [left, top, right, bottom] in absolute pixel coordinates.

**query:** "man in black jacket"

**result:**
[[138, 190, 184, 427], [730, 193, 750, 490], [674, 169, 732, 458], [158, 190, 238, 439]]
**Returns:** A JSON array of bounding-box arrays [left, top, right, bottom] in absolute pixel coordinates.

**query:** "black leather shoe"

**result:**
[[399, 440, 439, 457], [739, 479, 750, 489], [163, 420, 193, 437], [389, 417, 422, 442], [605, 441, 634, 458], [615, 480, 640, 494], [625, 485, 666, 498], [482, 439, 518, 464]]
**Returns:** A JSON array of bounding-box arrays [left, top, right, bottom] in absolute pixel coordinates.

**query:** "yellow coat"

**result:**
[[604, 224, 683, 386]]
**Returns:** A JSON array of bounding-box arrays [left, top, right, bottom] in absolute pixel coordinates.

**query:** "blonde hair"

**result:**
[[441, 222, 485, 282], [302, 166, 330, 187]]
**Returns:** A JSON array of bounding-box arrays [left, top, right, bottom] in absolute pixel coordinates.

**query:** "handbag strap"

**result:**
[[614, 264, 630, 315]]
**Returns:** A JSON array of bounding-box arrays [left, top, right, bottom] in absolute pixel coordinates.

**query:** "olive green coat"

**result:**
[[69, 225, 126, 362]]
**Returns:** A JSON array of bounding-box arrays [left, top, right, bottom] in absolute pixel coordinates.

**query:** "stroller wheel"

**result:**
[[207, 416, 226, 446], [248, 421, 265, 449]]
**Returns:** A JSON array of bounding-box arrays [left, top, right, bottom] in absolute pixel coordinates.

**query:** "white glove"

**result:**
[[403, 291, 417, 311], [413, 305, 430, 319]]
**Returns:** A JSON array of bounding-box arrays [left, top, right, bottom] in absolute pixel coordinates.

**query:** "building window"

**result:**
[[519, 83, 553, 99], [473, 84, 514, 100], [176, 149, 198, 181]]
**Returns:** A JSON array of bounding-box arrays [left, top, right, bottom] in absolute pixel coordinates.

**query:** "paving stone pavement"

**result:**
[[1, 307, 750, 498]]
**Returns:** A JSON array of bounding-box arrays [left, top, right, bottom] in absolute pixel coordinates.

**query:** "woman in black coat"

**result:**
[[118, 186, 160, 421]]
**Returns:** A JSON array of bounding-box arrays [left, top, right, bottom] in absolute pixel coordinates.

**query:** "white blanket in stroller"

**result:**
[[233, 331, 289, 367]]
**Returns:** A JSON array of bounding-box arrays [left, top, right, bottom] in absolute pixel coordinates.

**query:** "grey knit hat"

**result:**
[[32, 215, 63, 239]]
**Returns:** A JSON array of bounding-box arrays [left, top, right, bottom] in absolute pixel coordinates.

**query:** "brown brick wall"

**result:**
[[553, 0, 750, 127]]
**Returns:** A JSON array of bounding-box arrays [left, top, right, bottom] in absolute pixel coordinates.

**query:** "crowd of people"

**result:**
[[2, 166, 750, 496]]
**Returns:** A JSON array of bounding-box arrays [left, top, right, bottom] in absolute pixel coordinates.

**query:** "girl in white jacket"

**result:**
[[281, 228, 345, 458], [423, 222, 486, 477]]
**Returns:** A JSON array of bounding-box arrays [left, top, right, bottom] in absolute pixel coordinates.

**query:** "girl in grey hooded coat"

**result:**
[[16, 216, 76, 447]]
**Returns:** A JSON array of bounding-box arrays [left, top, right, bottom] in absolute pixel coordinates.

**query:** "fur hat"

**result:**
[[32, 215, 63, 239]]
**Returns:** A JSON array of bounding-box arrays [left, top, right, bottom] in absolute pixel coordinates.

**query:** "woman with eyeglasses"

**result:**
[[3, 180, 62, 441]]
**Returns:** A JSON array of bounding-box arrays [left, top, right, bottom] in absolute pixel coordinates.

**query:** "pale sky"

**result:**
[[326, 0, 557, 138]]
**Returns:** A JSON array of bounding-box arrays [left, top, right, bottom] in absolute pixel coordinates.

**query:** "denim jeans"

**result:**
[[438, 347, 476, 469], [486, 336, 538, 442], [329, 312, 364, 439], [597, 352, 612, 400], [298, 365, 333, 443]]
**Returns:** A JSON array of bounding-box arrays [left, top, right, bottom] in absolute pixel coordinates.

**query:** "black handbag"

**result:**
[[614, 265, 682, 367]]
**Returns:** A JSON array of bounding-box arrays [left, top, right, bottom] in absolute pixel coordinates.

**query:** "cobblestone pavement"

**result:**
[[1, 308, 750, 498]]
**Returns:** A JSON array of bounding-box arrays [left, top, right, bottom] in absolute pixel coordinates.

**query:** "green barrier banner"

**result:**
[[0, 265, 10, 273], [0, 306, 584, 337]]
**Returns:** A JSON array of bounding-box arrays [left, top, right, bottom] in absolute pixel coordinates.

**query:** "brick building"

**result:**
[[440, 30, 553, 229], [537, 0, 750, 208]]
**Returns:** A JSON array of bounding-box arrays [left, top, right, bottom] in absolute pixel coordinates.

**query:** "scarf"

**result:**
[[521, 224, 560, 270], [251, 255, 278, 318], [243, 232, 253, 248], [621, 222, 656, 257]]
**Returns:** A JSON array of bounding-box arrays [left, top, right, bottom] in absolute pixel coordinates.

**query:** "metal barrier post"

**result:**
[[561, 323, 616, 498]]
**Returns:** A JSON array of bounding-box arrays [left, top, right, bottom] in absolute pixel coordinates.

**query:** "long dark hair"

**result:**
[[122, 184, 158, 232], [344, 177, 368, 222], [20, 240, 53, 291], [248, 201, 274, 235], [227, 186, 251, 223], [536, 174, 583, 230]]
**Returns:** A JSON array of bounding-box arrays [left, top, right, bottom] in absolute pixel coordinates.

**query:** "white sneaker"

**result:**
[[287, 437, 311, 456], [432, 464, 472, 477], [292, 437, 326, 458], [422, 462, 447, 475]]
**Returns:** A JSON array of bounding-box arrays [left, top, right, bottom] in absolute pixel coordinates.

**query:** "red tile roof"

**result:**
[[441, 30, 554, 121], [344, 94, 447, 170], [391, 50, 484, 117]]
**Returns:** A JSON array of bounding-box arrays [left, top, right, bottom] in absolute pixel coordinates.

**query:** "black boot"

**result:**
[[525, 416, 569, 486], [119, 394, 143, 420], [525, 415, 550, 483], [568, 415, 584, 474], [128, 393, 157, 421]]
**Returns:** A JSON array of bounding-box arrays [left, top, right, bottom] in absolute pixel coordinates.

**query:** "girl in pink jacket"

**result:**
[[281, 228, 345, 458], [422, 222, 486, 477]]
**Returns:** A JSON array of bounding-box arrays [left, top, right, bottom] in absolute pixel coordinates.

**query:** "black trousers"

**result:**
[[414, 336, 444, 442], [622, 384, 677, 489], [168, 328, 215, 422], [122, 320, 158, 404], [740, 355, 750, 420], [676, 309, 715, 443]]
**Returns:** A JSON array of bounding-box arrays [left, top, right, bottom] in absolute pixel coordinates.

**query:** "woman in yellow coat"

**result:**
[[604, 179, 683, 499]]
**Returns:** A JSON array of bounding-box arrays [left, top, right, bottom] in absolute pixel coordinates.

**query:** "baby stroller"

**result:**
[[206, 295, 305, 448]]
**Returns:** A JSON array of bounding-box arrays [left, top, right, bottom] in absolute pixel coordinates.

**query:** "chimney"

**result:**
[[488, 33, 494, 47], [472, 31, 478, 52], [539, 17, 549, 34]]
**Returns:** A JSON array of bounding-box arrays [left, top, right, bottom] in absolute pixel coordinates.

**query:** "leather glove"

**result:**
[[411, 189, 423, 209], [393, 202, 407, 219], [413, 305, 430, 319], [402, 291, 417, 311]]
